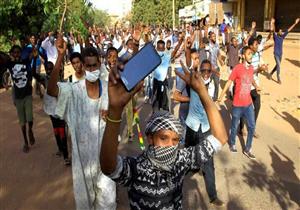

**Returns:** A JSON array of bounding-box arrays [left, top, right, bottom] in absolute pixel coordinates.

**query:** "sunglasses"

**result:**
[[200, 69, 211, 73]]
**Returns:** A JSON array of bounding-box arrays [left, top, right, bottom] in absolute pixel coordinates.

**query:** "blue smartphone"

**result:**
[[120, 43, 161, 92]]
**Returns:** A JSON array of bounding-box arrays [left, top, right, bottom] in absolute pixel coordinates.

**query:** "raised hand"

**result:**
[[108, 64, 143, 111], [132, 24, 142, 41], [175, 60, 206, 94], [295, 18, 300, 24], [56, 34, 66, 55], [271, 18, 275, 24]]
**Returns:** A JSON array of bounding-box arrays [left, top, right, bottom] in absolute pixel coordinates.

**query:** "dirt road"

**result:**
[[0, 39, 299, 210]]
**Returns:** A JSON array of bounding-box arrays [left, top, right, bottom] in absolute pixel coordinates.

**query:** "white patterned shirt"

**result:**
[[55, 79, 116, 210]]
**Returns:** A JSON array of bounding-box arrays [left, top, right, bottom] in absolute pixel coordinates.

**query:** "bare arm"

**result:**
[[47, 36, 66, 97], [175, 63, 227, 145], [218, 79, 233, 102], [171, 38, 183, 59], [244, 21, 256, 45], [172, 90, 190, 103], [288, 18, 300, 32], [100, 67, 143, 175]]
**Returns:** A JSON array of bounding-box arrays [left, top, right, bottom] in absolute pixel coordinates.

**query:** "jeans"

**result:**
[[229, 105, 255, 151], [185, 125, 217, 201], [271, 55, 282, 81], [175, 67, 183, 86], [211, 67, 220, 101], [240, 89, 261, 130]]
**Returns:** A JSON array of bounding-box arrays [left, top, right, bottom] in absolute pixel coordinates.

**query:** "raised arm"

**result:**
[[270, 18, 275, 33], [288, 18, 300, 32], [243, 21, 256, 45], [217, 79, 233, 103], [171, 37, 184, 59], [175, 64, 227, 145], [47, 35, 66, 97], [100, 66, 143, 175]]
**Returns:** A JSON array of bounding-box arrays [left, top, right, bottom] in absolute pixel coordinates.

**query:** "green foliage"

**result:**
[[92, 9, 111, 28], [131, 0, 192, 26], [0, 0, 111, 51]]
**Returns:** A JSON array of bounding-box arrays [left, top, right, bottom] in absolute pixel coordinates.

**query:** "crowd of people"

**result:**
[[0, 14, 299, 210]]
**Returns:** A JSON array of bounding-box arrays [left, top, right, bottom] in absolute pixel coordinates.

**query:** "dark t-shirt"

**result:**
[[273, 31, 288, 57], [8, 60, 32, 99]]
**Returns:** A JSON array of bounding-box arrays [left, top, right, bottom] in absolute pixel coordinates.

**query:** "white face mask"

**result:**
[[85, 69, 100, 82], [189, 60, 194, 69], [128, 48, 133, 54], [202, 77, 211, 85]]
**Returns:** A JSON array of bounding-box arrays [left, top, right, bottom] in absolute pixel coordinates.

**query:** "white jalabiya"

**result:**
[[55, 79, 116, 210]]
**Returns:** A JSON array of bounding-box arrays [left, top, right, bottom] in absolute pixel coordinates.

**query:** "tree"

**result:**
[[0, 0, 110, 52], [92, 9, 111, 28], [131, 0, 192, 26]]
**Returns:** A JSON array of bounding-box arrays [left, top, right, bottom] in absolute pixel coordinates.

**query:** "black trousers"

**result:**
[[50, 115, 69, 159], [152, 78, 169, 111], [185, 125, 217, 201], [240, 89, 261, 130]]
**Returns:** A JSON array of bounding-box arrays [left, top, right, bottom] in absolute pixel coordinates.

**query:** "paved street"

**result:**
[[0, 39, 299, 210]]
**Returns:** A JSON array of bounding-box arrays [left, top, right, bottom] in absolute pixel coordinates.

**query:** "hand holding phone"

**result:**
[[120, 43, 161, 91]]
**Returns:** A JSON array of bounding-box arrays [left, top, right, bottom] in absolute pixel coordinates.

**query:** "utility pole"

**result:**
[[172, 0, 175, 29]]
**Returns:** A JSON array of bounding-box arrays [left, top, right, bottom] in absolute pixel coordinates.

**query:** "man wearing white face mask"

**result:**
[[152, 40, 181, 111], [47, 35, 116, 210]]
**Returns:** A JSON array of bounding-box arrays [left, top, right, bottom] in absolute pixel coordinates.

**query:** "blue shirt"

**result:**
[[176, 75, 189, 121], [185, 89, 210, 133], [153, 52, 171, 81], [273, 31, 288, 57]]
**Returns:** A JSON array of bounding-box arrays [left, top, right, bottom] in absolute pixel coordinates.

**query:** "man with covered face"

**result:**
[[47, 35, 116, 210], [269, 17, 300, 84], [100, 61, 227, 209]]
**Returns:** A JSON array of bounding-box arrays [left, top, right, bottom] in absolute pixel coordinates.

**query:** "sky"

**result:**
[[90, 0, 132, 16]]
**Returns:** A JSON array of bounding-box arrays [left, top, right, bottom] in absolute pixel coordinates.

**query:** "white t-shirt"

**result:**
[[54, 79, 116, 210], [41, 37, 58, 64]]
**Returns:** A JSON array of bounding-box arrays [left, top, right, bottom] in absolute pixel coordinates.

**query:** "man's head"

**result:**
[[82, 47, 101, 83], [278, 29, 283, 36], [209, 32, 216, 43], [256, 35, 263, 44], [106, 47, 118, 69], [190, 48, 200, 69], [145, 111, 183, 147], [10, 45, 22, 61], [242, 46, 253, 64], [166, 40, 171, 50], [45, 61, 54, 76], [126, 38, 134, 52], [248, 37, 258, 53], [70, 52, 83, 74], [231, 37, 238, 47], [200, 59, 212, 81], [157, 40, 165, 52], [29, 34, 36, 46]]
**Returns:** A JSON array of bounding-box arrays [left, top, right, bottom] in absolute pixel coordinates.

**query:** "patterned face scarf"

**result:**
[[147, 144, 179, 172], [145, 111, 183, 171]]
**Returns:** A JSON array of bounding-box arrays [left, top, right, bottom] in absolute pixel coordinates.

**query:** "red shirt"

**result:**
[[229, 63, 254, 107]]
